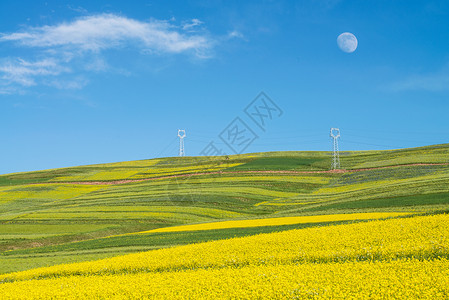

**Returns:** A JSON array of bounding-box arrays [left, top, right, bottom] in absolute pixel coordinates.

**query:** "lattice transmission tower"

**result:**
[[330, 128, 341, 170], [178, 129, 186, 157]]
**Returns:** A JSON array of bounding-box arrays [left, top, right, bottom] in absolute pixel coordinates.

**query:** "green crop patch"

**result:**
[[226, 156, 327, 171], [304, 192, 449, 212]]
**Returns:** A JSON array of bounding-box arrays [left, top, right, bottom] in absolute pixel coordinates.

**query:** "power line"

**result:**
[[344, 140, 403, 149], [155, 136, 178, 158], [344, 133, 430, 145]]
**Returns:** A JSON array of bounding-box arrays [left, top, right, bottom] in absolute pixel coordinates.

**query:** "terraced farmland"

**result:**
[[1, 143, 449, 279]]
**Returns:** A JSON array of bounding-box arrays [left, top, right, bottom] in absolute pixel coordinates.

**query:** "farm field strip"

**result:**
[[64, 185, 297, 202], [13, 162, 449, 186], [16, 212, 212, 223], [50, 163, 244, 182], [15, 207, 246, 223], [0, 259, 446, 299], [129, 212, 412, 235], [0, 185, 105, 201], [0, 224, 114, 238], [36, 205, 245, 217], [313, 173, 449, 195], [269, 175, 449, 207]]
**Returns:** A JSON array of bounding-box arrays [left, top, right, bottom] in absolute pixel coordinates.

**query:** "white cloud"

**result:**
[[0, 14, 211, 54], [84, 56, 109, 72], [227, 30, 244, 39], [0, 14, 215, 93], [182, 18, 204, 31], [0, 86, 16, 95], [44, 77, 89, 90], [390, 67, 449, 92], [67, 5, 88, 14], [0, 58, 70, 86]]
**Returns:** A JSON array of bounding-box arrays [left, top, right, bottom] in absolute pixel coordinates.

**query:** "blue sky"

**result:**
[[1, 0, 449, 174]]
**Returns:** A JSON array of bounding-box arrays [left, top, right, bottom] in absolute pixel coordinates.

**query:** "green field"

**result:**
[[1, 143, 449, 274]]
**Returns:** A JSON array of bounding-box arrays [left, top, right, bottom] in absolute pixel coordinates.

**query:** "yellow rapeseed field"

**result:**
[[1, 259, 447, 299], [1, 213, 448, 299], [134, 212, 410, 234]]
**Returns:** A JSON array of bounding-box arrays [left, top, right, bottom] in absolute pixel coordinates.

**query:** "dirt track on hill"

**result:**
[[32, 163, 449, 186]]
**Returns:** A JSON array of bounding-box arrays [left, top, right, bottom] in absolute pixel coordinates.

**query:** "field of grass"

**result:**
[[0, 143, 449, 279]]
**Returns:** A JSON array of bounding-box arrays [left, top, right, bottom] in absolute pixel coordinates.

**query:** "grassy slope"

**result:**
[[1, 143, 449, 273]]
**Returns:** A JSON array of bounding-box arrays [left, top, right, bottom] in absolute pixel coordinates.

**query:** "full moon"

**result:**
[[337, 32, 358, 53]]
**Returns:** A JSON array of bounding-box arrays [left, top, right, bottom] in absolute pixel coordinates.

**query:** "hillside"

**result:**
[[1, 143, 449, 274]]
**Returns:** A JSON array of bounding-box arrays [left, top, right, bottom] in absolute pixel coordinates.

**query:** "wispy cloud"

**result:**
[[0, 58, 70, 86], [66, 5, 88, 14], [44, 77, 89, 90], [0, 86, 18, 95], [390, 66, 449, 92], [0, 14, 211, 54], [227, 30, 245, 39], [0, 13, 214, 93], [182, 18, 204, 31]]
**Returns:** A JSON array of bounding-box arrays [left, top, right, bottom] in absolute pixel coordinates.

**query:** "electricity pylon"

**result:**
[[330, 128, 340, 170], [178, 129, 186, 157]]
